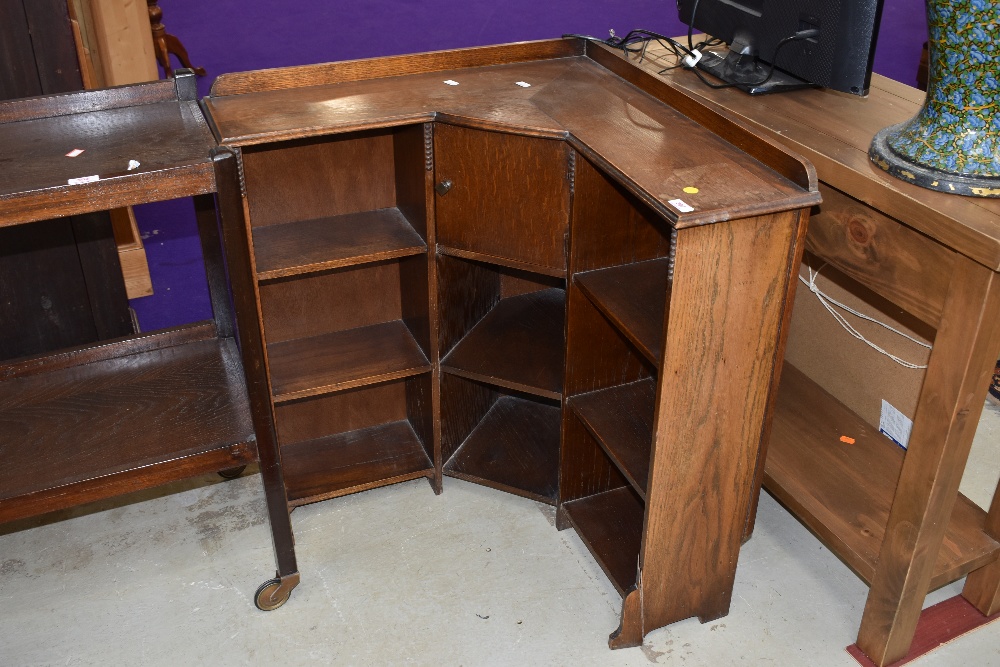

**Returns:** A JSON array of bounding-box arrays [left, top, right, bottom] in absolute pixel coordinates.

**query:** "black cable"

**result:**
[[688, 29, 819, 90]]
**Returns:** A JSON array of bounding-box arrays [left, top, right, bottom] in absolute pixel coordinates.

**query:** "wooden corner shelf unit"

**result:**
[[202, 38, 819, 645], [626, 41, 1000, 665]]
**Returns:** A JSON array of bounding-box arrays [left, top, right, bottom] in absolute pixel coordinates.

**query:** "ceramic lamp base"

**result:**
[[870, 125, 1000, 199]]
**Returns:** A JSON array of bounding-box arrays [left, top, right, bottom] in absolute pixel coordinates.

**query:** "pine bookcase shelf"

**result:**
[[574, 259, 671, 366], [267, 320, 431, 403], [281, 420, 433, 506], [441, 287, 566, 400], [252, 207, 426, 280], [568, 379, 656, 501], [562, 487, 645, 596], [444, 395, 560, 504], [767, 365, 1000, 589]]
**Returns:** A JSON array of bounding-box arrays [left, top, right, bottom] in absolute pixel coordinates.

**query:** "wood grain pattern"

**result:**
[[282, 420, 433, 506], [242, 130, 396, 228], [252, 208, 426, 280], [274, 379, 408, 446], [562, 486, 644, 595], [0, 76, 175, 125], [0, 337, 253, 513], [444, 395, 560, 504], [639, 212, 799, 632], [766, 364, 999, 588], [569, 379, 656, 500], [632, 43, 1000, 271], [259, 260, 402, 344], [267, 320, 431, 403], [441, 288, 566, 400], [807, 184, 955, 328], [858, 260, 1000, 666], [575, 259, 671, 365], [209, 38, 585, 97], [434, 124, 571, 272]]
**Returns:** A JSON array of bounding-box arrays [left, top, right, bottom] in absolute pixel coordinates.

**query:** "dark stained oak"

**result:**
[[574, 259, 671, 365], [201, 39, 816, 635], [767, 365, 1000, 590], [562, 486, 644, 596], [444, 395, 560, 504], [267, 321, 431, 403], [441, 288, 566, 400], [282, 420, 433, 506], [0, 335, 254, 521], [252, 208, 427, 280], [568, 379, 656, 500]]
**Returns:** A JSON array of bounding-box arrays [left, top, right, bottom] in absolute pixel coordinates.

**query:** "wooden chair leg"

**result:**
[[147, 0, 206, 78]]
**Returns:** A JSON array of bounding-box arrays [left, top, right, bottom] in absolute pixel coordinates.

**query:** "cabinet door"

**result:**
[[433, 124, 571, 273]]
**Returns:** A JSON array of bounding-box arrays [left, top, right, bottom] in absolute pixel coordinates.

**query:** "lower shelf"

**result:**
[[281, 420, 433, 507], [766, 363, 1000, 590], [0, 325, 255, 523], [568, 378, 656, 500], [444, 395, 560, 504], [562, 486, 644, 597]]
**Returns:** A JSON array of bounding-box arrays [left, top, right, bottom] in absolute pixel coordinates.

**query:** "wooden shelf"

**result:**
[[268, 320, 431, 403], [437, 246, 567, 279], [253, 208, 426, 280], [281, 420, 433, 506], [575, 259, 671, 365], [0, 328, 255, 522], [568, 379, 656, 500], [441, 288, 565, 400], [562, 487, 644, 597], [444, 396, 560, 504], [766, 364, 1000, 590]]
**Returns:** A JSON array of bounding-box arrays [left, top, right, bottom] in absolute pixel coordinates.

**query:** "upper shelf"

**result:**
[[0, 324, 255, 522], [574, 258, 671, 366], [203, 40, 819, 229], [253, 207, 427, 280], [441, 287, 566, 400], [0, 74, 217, 227], [766, 364, 1000, 591]]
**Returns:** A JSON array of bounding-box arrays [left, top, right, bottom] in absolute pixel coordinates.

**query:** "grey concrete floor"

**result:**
[[1, 403, 998, 666]]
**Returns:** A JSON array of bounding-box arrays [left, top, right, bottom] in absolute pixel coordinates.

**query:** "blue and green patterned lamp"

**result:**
[[869, 0, 1000, 197]]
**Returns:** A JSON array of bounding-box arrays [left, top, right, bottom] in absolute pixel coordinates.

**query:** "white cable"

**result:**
[[799, 264, 930, 370]]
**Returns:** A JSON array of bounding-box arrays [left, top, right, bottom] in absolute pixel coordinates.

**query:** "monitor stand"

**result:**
[[696, 49, 814, 95]]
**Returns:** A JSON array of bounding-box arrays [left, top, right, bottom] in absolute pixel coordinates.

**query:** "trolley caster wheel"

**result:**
[[218, 465, 247, 480], [254, 578, 291, 611]]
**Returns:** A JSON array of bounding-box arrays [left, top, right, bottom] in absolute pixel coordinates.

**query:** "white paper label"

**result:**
[[443, 79, 459, 86], [515, 81, 531, 88], [668, 198, 694, 213], [67, 175, 99, 185], [879, 399, 913, 449]]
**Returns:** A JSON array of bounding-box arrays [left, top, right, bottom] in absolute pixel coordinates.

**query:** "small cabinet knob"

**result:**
[[435, 179, 453, 196]]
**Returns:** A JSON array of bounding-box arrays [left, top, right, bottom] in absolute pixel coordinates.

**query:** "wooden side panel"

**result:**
[[436, 254, 500, 358], [21, 0, 84, 94], [259, 261, 403, 344], [434, 125, 571, 272], [242, 131, 396, 228], [639, 212, 799, 630], [858, 260, 1000, 666], [807, 184, 955, 329], [0, 0, 41, 100], [569, 154, 672, 274], [439, 372, 497, 463], [88, 0, 158, 86]]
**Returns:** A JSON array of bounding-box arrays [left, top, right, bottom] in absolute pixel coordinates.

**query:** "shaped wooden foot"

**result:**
[[147, 0, 206, 78], [609, 587, 643, 649]]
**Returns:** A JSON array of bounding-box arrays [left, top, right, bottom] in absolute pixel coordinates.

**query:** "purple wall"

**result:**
[[131, 0, 929, 331]]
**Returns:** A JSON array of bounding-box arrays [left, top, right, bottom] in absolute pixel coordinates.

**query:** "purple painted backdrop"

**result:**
[[131, 0, 928, 331]]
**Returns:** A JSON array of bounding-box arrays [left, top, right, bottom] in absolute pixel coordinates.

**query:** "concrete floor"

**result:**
[[1, 403, 998, 666]]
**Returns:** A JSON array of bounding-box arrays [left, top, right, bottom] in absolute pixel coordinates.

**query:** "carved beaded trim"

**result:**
[[424, 124, 434, 171]]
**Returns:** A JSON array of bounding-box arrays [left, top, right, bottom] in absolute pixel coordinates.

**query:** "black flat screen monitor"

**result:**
[[677, 0, 884, 95]]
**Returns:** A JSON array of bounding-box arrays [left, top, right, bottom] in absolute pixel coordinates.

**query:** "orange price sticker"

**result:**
[[839, 435, 856, 445]]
